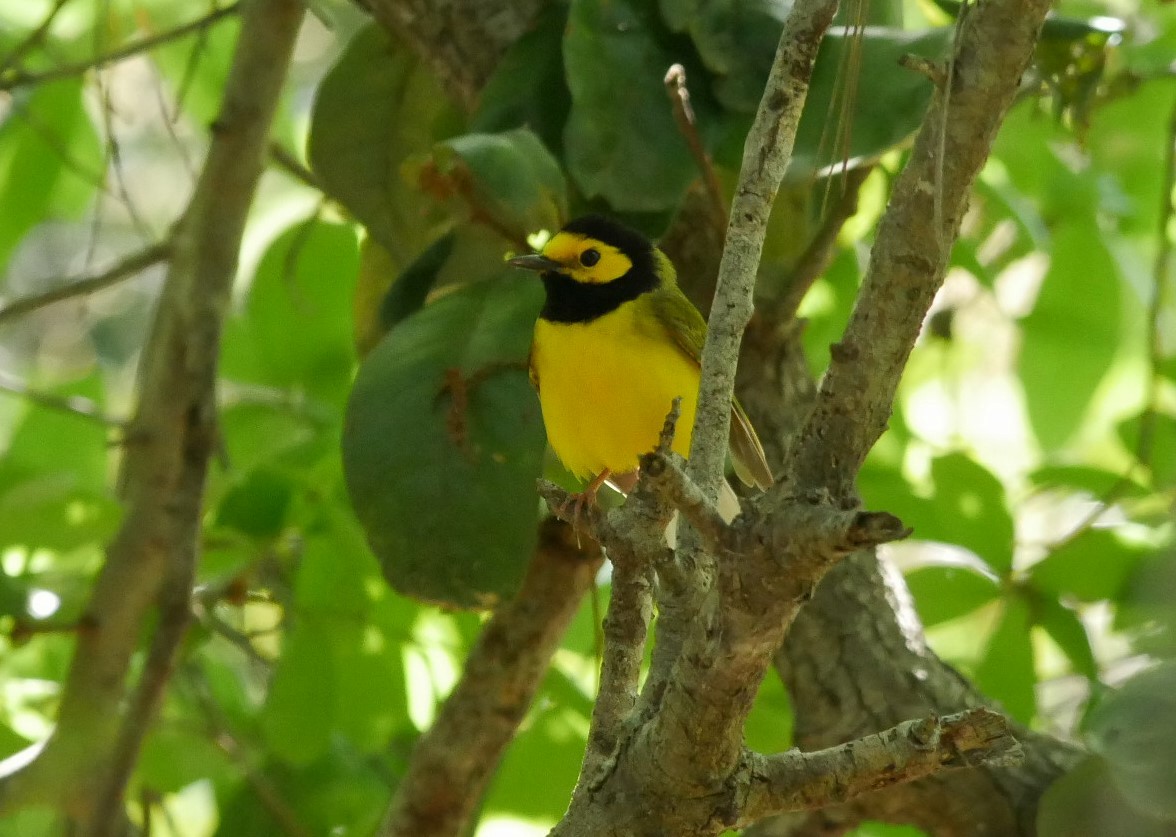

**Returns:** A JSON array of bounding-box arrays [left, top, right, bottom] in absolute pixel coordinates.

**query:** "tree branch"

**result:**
[[0, 0, 306, 829], [783, 0, 1052, 503], [0, 241, 171, 325], [739, 708, 1022, 825], [380, 520, 603, 837]]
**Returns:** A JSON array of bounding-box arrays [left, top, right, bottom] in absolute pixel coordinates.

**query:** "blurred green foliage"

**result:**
[[0, 0, 1173, 834]]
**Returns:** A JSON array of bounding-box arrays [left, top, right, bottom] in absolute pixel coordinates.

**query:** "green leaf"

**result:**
[[904, 564, 1001, 627], [564, 0, 704, 212], [1039, 755, 1176, 837], [0, 79, 102, 274], [261, 619, 336, 766], [744, 669, 794, 754], [1116, 550, 1176, 656], [342, 274, 546, 608], [886, 453, 1014, 575], [379, 233, 455, 330], [974, 595, 1036, 723], [1019, 220, 1121, 450], [1118, 410, 1176, 489], [308, 23, 457, 262], [1029, 528, 1149, 603], [482, 706, 585, 821], [215, 469, 294, 540], [426, 129, 567, 241], [222, 219, 359, 405], [1029, 464, 1148, 498], [149, 12, 241, 129], [473, 3, 571, 155], [1035, 596, 1097, 680], [138, 725, 231, 793], [1083, 662, 1176, 821]]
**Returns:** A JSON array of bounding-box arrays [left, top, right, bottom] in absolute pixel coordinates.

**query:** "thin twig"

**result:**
[[0, 2, 242, 92], [0, 241, 171, 325], [0, 370, 125, 426], [774, 166, 872, 321], [665, 64, 726, 235], [269, 142, 325, 193]]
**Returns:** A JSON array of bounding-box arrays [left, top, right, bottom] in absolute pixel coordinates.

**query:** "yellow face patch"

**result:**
[[541, 231, 633, 284]]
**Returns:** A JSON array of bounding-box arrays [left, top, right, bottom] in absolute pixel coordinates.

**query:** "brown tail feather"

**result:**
[[729, 402, 774, 490]]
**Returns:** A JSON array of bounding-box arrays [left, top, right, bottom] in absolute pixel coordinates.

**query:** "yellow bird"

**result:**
[[509, 215, 773, 508]]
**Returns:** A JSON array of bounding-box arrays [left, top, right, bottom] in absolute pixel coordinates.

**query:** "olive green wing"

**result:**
[[649, 283, 774, 491]]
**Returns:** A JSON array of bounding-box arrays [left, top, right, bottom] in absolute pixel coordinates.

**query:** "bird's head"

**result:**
[[508, 215, 661, 286]]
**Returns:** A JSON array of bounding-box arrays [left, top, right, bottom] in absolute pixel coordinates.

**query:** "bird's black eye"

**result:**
[[579, 248, 601, 267]]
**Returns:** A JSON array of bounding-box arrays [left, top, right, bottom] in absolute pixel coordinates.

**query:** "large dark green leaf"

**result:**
[[1115, 549, 1176, 656], [473, 3, 571, 155], [1019, 220, 1121, 450], [308, 23, 456, 262], [1039, 755, 1175, 837], [564, 0, 704, 212], [342, 274, 546, 608], [1083, 662, 1176, 822], [0, 79, 102, 276]]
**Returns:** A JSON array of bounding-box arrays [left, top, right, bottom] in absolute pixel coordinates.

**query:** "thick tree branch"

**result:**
[[739, 708, 1021, 825], [0, 0, 305, 829], [380, 520, 603, 837]]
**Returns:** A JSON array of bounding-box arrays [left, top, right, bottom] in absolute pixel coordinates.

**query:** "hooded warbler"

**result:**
[[509, 215, 773, 506]]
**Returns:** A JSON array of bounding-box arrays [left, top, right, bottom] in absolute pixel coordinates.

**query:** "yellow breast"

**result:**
[[531, 302, 699, 480]]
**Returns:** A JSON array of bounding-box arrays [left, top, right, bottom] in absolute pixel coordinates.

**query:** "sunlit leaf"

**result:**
[[261, 618, 336, 766], [1029, 528, 1150, 603], [222, 219, 359, 405], [974, 595, 1036, 723], [1035, 595, 1096, 680], [0, 79, 102, 276], [905, 564, 1001, 627], [1019, 220, 1121, 450]]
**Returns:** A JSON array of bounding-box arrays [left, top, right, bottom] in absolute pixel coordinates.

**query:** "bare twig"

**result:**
[[0, 241, 171, 326], [0, 0, 306, 829], [0, 370, 124, 426], [665, 64, 727, 234], [0, 3, 243, 92], [380, 520, 602, 837]]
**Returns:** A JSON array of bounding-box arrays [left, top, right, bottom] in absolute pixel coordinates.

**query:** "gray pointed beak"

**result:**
[[508, 254, 561, 272]]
